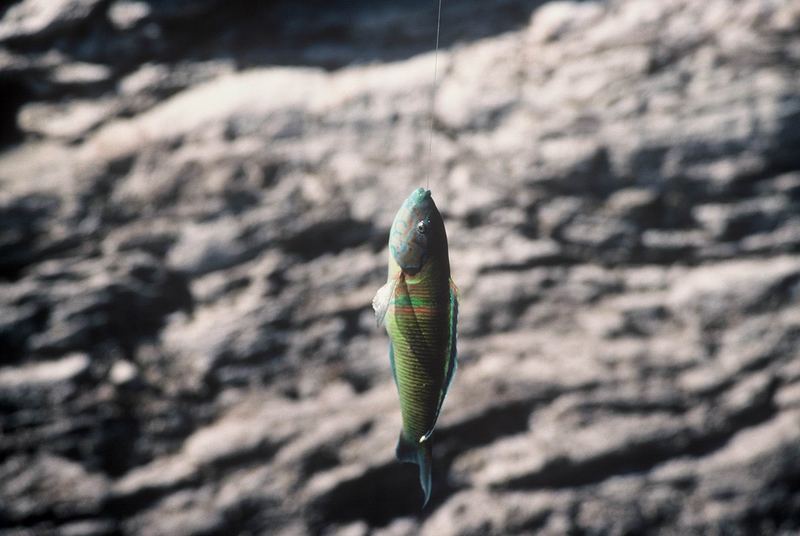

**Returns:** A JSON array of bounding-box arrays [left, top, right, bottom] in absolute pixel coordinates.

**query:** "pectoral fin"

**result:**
[[372, 278, 398, 327]]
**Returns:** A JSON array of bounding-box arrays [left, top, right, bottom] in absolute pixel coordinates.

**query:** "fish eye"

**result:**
[[416, 220, 428, 234]]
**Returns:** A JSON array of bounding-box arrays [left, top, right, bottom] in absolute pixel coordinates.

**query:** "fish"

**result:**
[[372, 187, 458, 507]]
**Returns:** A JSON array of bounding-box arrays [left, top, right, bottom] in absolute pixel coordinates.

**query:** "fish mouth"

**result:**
[[410, 188, 432, 203]]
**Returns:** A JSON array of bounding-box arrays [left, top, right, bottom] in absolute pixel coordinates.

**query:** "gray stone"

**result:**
[[0, 353, 88, 390], [107, 1, 150, 30], [17, 99, 115, 140], [0, 0, 103, 42], [0, 454, 109, 523]]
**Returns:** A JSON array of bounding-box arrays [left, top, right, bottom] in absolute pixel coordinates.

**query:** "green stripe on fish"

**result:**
[[372, 187, 459, 507]]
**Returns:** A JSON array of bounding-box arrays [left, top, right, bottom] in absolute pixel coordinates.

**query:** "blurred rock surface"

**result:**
[[1, 0, 800, 534]]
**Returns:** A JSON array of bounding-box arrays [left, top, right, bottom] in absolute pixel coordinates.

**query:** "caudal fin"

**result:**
[[396, 432, 433, 507]]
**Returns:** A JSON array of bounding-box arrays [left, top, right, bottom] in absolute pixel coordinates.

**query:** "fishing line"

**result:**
[[425, 0, 443, 191]]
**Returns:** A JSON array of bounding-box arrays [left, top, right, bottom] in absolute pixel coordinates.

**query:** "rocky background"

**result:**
[[2, 0, 800, 534]]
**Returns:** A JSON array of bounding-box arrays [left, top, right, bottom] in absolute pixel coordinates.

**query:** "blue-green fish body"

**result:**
[[373, 187, 458, 506]]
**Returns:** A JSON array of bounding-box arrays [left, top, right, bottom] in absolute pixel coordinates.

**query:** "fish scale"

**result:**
[[390, 270, 448, 437]]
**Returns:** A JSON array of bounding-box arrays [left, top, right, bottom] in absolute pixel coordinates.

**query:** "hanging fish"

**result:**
[[372, 187, 458, 507]]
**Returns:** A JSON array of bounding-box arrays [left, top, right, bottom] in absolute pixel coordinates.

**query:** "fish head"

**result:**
[[389, 188, 445, 275]]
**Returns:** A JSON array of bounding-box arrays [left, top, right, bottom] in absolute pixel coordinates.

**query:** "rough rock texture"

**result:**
[[2, 0, 800, 534]]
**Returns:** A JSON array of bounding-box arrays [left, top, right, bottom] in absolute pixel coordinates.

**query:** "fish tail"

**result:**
[[396, 431, 433, 507]]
